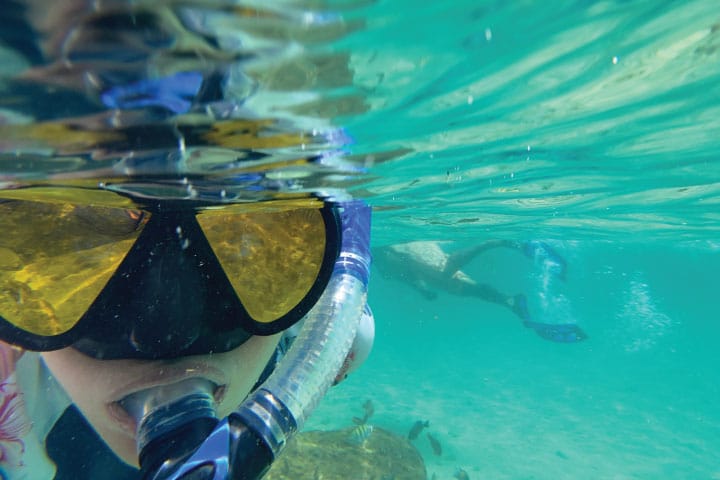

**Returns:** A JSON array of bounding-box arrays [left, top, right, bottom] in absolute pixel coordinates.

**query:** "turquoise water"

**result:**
[[344, 0, 720, 244], [1, 1, 719, 479], [310, 242, 720, 478], [304, 1, 720, 479]]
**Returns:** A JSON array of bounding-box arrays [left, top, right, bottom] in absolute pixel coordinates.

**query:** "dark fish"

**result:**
[[426, 432, 442, 456], [363, 399, 375, 419], [407, 420, 429, 440], [353, 399, 374, 425], [454, 467, 470, 480]]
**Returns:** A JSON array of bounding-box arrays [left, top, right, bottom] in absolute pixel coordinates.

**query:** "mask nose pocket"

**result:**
[[125, 252, 205, 357], [74, 211, 249, 359]]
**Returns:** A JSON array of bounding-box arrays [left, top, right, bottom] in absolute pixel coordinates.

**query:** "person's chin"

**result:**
[[94, 419, 141, 467]]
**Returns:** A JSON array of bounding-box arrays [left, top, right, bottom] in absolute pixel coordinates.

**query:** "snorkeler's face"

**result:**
[[40, 334, 280, 466]]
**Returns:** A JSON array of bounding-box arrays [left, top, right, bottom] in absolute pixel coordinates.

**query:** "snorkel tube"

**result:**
[[123, 199, 371, 480]]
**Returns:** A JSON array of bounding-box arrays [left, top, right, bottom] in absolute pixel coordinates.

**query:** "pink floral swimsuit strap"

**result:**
[[0, 345, 32, 477]]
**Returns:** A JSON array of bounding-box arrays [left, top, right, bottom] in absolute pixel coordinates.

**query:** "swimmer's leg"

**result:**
[[445, 240, 518, 273], [449, 276, 585, 341], [447, 272, 527, 319]]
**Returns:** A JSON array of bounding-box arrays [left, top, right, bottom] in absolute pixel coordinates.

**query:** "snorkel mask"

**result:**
[[0, 189, 343, 359], [0, 184, 372, 479]]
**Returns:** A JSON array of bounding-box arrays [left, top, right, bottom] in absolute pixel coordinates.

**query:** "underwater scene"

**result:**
[[0, 0, 719, 479]]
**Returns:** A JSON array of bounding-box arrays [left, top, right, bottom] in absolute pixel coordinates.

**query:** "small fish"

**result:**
[[454, 467, 470, 480], [426, 432, 442, 456], [353, 399, 375, 425], [363, 399, 375, 419], [347, 424, 374, 446], [407, 420, 429, 440]]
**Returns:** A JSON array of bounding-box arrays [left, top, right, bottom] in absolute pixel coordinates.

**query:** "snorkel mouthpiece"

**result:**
[[119, 378, 219, 475], [132, 200, 371, 480]]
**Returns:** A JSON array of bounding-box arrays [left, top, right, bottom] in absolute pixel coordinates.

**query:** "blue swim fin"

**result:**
[[523, 320, 588, 343], [522, 241, 567, 280], [511, 294, 531, 321], [511, 295, 587, 342]]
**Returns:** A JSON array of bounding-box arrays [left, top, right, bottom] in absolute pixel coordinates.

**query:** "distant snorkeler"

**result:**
[[373, 240, 587, 343]]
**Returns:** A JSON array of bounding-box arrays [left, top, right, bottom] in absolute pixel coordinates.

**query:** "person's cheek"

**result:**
[[41, 348, 116, 411], [215, 335, 280, 417], [41, 349, 139, 465]]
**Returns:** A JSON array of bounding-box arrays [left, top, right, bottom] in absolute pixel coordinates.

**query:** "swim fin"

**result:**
[[522, 241, 567, 281], [523, 320, 588, 343], [511, 294, 531, 321], [511, 295, 587, 343]]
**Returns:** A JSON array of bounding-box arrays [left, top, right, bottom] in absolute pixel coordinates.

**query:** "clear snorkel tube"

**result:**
[[121, 199, 372, 480]]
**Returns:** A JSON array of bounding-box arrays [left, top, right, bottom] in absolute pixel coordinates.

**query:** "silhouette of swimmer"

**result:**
[[373, 240, 586, 343]]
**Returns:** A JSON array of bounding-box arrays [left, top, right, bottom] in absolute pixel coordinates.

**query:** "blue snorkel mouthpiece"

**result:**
[[127, 200, 371, 480]]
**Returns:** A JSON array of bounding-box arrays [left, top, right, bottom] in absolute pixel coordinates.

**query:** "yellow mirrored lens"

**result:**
[[0, 185, 139, 208], [198, 207, 327, 323], [0, 200, 147, 336]]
